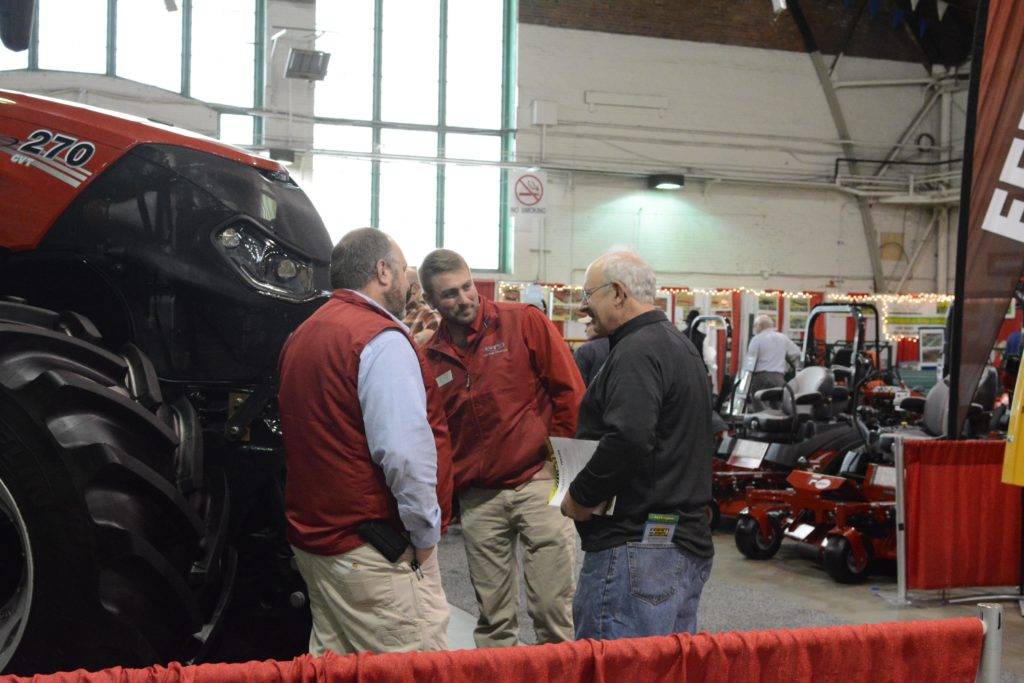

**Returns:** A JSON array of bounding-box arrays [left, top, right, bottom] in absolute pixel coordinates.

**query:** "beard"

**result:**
[[383, 279, 407, 318], [452, 299, 479, 325]]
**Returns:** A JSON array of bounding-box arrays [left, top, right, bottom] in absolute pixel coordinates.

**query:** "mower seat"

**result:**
[[880, 366, 999, 450], [744, 367, 834, 434], [830, 348, 854, 384]]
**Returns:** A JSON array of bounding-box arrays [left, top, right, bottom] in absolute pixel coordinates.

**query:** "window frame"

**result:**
[[313, 0, 516, 273], [19, 0, 514, 272], [24, 0, 263, 144]]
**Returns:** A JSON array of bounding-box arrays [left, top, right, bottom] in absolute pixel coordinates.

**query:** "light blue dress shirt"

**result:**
[[349, 290, 441, 549]]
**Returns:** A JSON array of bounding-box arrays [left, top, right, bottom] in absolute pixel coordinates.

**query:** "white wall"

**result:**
[[512, 24, 963, 293]]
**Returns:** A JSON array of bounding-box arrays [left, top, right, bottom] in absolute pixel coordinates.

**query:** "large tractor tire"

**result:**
[[0, 300, 224, 675]]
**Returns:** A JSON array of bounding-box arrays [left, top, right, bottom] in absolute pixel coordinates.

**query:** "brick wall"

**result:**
[[519, 0, 925, 63]]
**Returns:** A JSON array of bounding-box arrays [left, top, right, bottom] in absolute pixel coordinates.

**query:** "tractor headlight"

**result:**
[[212, 222, 316, 301]]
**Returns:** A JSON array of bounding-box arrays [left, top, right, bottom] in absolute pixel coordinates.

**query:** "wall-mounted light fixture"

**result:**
[[647, 174, 685, 190]]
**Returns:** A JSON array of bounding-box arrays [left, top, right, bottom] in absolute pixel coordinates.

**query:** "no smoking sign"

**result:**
[[509, 170, 547, 215]]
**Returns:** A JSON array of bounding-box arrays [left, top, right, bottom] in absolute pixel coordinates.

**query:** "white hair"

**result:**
[[754, 314, 775, 334], [602, 251, 657, 304]]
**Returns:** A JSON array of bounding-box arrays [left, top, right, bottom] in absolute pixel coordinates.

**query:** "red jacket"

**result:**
[[278, 290, 454, 556], [424, 298, 585, 490]]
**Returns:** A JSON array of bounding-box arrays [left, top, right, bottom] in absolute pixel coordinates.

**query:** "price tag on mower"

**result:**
[[893, 389, 910, 410], [785, 523, 816, 541], [728, 439, 769, 469], [870, 465, 897, 490]]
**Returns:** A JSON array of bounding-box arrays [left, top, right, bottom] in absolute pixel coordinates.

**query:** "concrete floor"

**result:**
[[439, 522, 1024, 680]]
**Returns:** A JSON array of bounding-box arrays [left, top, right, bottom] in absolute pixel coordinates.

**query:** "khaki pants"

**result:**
[[459, 479, 576, 647], [292, 543, 450, 655]]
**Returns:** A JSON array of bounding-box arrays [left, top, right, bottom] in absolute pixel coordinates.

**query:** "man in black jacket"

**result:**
[[573, 317, 609, 386], [560, 251, 713, 640]]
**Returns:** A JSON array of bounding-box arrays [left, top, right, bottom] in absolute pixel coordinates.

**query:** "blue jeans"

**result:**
[[573, 543, 712, 640]]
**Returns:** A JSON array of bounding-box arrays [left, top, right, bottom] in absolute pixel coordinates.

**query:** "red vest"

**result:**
[[278, 289, 454, 556]]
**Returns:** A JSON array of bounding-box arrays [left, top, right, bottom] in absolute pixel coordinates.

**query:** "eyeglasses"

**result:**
[[580, 281, 613, 305]]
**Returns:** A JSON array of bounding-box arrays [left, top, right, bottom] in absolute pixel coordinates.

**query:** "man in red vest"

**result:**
[[278, 228, 454, 654], [420, 249, 585, 647]]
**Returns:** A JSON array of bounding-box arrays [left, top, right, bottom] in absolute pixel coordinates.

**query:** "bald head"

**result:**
[[330, 227, 400, 291], [587, 251, 657, 304], [329, 227, 409, 317], [582, 250, 658, 336]]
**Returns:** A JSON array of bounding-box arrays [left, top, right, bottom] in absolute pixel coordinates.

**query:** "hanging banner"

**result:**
[[949, 0, 1024, 440], [509, 170, 548, 215]]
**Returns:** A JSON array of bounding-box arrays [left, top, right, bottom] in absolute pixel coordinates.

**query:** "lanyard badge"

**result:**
[[641, 513, 679, 545]]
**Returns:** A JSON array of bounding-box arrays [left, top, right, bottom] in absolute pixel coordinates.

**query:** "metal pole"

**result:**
[[787, 0, 886, 293], [977, 603, 1003, 683], [895, 437, 908, 603], [896, 209, 939, 293]]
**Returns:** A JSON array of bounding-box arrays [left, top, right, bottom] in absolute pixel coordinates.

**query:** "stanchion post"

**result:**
[[977, 603, 1003, 683], [895, 437, 908, 603]]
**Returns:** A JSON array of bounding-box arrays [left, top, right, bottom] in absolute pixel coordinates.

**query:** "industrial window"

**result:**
[[190, 0, 256, 107], [14, 0, 260, 142], [37, 0, 107, 74], [219, 113, 256, 147], [309, 0, 515, 272], [0, 42, 27, 71], [116, 0, 183, 92]]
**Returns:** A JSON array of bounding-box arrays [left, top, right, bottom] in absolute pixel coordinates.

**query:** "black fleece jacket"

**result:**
[[569, 309, 714, 557]]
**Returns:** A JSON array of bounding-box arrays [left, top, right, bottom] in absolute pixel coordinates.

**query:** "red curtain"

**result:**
[[475, 279, 496, 301], [896, 338, 919, 365], [904, 439, 1022, 589], [18, 618, 983, 683]]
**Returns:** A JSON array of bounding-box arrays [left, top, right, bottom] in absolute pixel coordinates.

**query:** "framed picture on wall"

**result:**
[[710, 292, 732, 317], [674, 291, 697, 331], [549, 288, 582, 322], [787, 298, 810, 341], [498, 283, 521, 303], [655, 291, 671, 320], [757, 293, 779, 326], [918, 326, 945, 369]]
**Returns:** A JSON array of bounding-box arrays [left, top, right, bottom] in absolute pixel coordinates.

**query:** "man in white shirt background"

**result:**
[[747, 314, 802, 410]]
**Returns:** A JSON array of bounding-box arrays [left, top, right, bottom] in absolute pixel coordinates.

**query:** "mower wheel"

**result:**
[[0, 303, 218, 674], [822, 535, 871, 583], [734, 514, 782, 560]]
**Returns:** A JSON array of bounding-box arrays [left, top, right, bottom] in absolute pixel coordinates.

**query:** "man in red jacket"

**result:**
[[278, 228, 453, 655], [420, 249, 585, 647]]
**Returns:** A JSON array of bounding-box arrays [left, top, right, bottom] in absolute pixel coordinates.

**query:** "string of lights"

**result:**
[[497, 281, 958, 342]]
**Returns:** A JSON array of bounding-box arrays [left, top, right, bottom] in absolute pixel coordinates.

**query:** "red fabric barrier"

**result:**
[[13, 618, 983, 683], [904, 439, 1022, 589]]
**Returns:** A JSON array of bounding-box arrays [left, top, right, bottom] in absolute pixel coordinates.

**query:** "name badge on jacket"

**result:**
[[436, 370, 454, 387], [483, 341, 508, 357]]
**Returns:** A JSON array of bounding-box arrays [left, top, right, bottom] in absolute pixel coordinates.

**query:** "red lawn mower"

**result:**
[[709, 304, 880, 528], [734, 365, 1000, 583]]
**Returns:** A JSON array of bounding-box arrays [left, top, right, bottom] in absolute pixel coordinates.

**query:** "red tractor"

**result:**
[[0, 85, 332, 674]]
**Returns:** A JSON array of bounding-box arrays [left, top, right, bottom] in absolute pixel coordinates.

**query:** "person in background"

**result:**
[[574, 316, 609, 386], [278, 228, 453, 654], [522, 283, 548, 314], [685, 309, 706, 355], [1002, 322, 1024, 389], [403, 266, 441, 346], [560, 251, 713, 640], [747, 314, 801, 410], [420, 248, 585, 648]]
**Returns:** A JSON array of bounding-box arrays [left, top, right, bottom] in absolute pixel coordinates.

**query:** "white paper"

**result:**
[[546, 436, 616, 515]]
